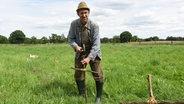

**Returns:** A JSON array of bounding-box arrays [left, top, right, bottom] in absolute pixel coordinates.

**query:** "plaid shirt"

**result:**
[[68, 18, 102, 61]]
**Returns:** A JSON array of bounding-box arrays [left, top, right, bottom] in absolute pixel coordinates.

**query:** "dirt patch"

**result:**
[[120, 101, 184, 104]]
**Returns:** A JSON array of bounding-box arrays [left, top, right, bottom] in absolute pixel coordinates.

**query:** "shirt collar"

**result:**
[[77, 19, 91, 30]]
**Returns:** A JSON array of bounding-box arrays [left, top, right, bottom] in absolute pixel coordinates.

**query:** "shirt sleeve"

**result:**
[[67, 21, 78, 50]]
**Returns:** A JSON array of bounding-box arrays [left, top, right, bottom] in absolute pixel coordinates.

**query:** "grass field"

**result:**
[[0, 44, 183, 104]]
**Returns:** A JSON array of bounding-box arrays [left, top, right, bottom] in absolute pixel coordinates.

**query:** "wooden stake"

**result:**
[[147, 74, 157, 104], [81, 53, 88, 104]]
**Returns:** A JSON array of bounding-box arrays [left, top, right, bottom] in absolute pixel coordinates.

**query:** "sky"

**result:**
[[0, 0, 184, 39]]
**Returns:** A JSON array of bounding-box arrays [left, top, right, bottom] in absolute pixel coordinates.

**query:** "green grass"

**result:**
[[0, 44, 183, 104]]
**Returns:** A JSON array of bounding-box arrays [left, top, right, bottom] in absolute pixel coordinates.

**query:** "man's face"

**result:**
[[78, 9, 89, 25]]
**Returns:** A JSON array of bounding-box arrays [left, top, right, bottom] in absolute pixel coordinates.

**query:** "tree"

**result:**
[[0, 35, 8, 44], [40, 36, 49, 44], [58, 34, 67, 43], [120, 31, 132, 43], [166, 36, 184, 41], [101, 37, 109, 43], [49, 34, 58, 43], [145, 36, 159, 41], [131, 35, 138, 42], [24, 38, 32, 44], [9, 30, 26, 44], [152, 36, 159, 41], [49, 33, 67, 43], [112, 35, 120, 43], [30, 36, 38, 44], [145, 37, 152, 41]]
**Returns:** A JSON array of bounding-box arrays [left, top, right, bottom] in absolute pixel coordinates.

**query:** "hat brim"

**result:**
[[76, 8, 90, 12]]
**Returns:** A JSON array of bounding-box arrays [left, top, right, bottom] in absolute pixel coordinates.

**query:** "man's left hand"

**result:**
[[81, 57, 90, 64]]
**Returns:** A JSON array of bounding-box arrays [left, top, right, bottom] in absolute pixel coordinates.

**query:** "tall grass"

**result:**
[[0, 44, 183, 104]]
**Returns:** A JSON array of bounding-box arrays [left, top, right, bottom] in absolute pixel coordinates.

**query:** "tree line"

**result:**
[[100, 31, 184, 43], [0, 30, 67, 44], [0, 30, 183, 44]]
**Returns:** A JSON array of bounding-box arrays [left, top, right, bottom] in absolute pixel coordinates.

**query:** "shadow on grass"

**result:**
[[32, 80, 77, 98]]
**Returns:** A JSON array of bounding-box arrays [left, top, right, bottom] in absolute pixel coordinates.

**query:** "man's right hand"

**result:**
[[75, 46, 83, 53]]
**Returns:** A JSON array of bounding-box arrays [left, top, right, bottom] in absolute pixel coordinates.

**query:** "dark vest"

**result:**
[[81, 26, 91, 51]]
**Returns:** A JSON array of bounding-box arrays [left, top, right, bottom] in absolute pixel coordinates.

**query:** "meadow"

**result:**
[[0, 44, 183, 104]]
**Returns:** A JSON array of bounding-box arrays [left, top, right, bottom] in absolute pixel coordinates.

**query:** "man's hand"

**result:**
[[81, 57, 90, 64], [75, 46, 83, 53]]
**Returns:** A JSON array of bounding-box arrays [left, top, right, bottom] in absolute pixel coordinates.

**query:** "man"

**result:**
[[68, 2, 104, 104]]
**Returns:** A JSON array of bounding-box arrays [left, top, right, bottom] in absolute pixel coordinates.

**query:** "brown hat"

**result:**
[[76, 2, 90, 12]]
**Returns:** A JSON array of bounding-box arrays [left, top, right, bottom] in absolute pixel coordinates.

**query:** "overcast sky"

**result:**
[[0, 0, 184, 39]]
